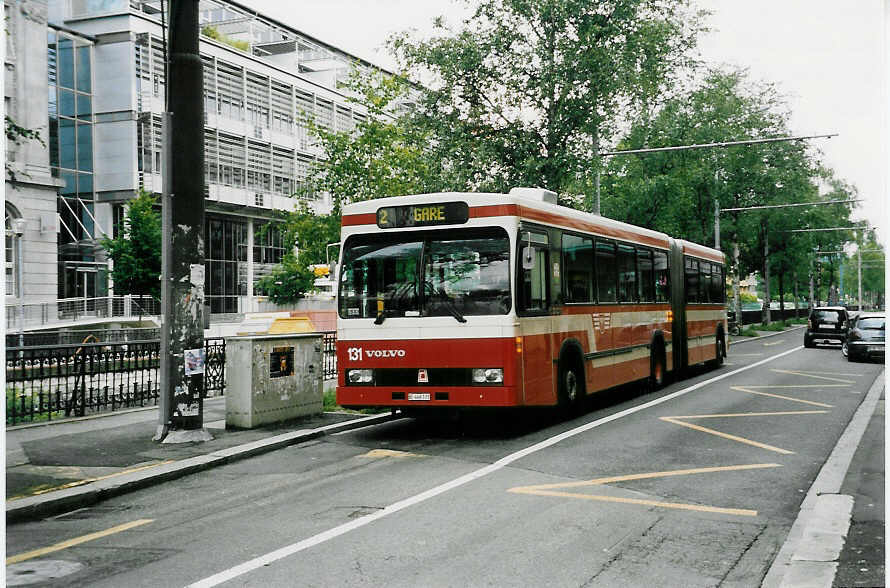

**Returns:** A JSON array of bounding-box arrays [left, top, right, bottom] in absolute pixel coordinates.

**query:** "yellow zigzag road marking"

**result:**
[[7, 519, 154, 564], [771, 369, 855, 384], [730, 386, 834, 408], [361, 449, 423, 459], [508, 463, 781, 517], [7, 460, 175, 502], [660, 411, 828, 454]]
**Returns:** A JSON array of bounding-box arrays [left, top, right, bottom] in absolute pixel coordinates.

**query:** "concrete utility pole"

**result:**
[[155, 0, 209, 443]]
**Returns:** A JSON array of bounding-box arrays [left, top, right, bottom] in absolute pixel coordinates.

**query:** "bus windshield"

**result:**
[[338, 227, 511, 319]]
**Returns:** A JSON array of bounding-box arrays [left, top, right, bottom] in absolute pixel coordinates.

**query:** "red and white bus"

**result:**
[[335, 188, 726, 413]]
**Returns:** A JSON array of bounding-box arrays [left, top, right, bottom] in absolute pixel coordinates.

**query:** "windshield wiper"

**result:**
[[424, 281, 467, 323]]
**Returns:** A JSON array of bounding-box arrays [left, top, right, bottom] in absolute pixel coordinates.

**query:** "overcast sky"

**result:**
[[246, 0, 887, 241]]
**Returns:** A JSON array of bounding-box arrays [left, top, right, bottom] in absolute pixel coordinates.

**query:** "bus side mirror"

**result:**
[[522, 246, 535, 270]]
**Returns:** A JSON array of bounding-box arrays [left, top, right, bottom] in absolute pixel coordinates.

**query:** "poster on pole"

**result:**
[[184, 348, 205, 376]]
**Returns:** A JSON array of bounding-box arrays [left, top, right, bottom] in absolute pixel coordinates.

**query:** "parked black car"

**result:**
[[846, 313, 885, 362], [803, 306, 848, 348]]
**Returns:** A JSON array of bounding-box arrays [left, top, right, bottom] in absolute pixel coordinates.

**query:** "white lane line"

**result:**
[[186, 346, 804, 588]]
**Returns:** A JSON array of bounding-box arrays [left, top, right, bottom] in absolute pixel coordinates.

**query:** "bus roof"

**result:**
[[676, 239, 725, 264], [341, 190, 678, 250]]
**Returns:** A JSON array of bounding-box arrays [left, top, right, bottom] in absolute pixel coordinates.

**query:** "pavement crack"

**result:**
[[580, 516, 662, 587], [717, 523, 768, 587]]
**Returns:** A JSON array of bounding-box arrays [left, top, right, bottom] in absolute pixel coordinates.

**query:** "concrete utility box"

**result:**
[[225, 333, 323, 428]]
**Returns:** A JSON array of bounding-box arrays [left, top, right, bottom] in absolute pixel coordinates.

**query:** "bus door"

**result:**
[[518, 229, 554, 405], [593, 239, 617, 389]]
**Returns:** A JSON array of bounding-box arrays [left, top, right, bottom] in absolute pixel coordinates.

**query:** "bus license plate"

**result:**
[[819, 323, 835, 329], [408, 393, 431, 401]]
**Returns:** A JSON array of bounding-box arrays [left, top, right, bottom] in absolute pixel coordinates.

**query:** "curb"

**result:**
[[761, 368, 885, 588], [6, 411, 402, 524], [729, 324, 806, 346]]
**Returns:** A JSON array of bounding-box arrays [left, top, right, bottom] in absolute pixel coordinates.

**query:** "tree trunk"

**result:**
[[778, 269, 785, 322], [732, 240, 741, 322], [793, 271, 800, 318], [761, 226, 771, 325]]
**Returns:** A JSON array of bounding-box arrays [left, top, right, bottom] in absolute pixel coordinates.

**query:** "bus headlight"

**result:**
[[472, 368, 503, 384], [346, 369, 374, 384]]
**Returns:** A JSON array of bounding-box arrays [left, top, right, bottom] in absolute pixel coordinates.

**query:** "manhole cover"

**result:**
[[6, 560, 84, 586]]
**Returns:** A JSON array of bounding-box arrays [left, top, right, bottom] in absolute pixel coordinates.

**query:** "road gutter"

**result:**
[[761, 368, 885, 588], [729, 325, 806, 347], [6, 411, 401, 524]]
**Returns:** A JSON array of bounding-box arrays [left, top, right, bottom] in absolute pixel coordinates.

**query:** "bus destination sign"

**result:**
[[377, 202, 469, 229]]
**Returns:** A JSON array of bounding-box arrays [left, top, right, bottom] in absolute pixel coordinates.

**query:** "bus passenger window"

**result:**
[[654, 250, 669, 302], [685, 257, 699, 303], [563, 234, 593, 303], [617, 244, 636, 302], [711, 263, 725, 303], [595, 240, 616, 303], [699, 261, 711, 302], [637, 248, 654, 302], [522, 246, 549, 311]]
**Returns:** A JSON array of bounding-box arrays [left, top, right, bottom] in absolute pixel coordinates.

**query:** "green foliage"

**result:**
[[100, 190, 162, 299], [739, 291, 758, 303], [201, 25, 249, 52], [739, 326, 760, 337], [390, 0, 706, 196], [759, 321, 786, 331], [602, 66, 858, 321], [255, 206, 340, 303]]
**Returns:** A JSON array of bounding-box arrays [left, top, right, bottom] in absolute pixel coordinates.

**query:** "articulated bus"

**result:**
[[335, 187, 726, 413]]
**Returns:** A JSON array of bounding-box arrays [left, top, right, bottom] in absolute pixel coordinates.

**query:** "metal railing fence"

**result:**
[[7, 337, 227, 425], [6, 332, 338, 425], [6, 295, 161, 331], [322, 332, 336, 379]]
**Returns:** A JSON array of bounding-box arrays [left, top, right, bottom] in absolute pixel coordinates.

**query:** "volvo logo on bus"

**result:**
[[347, 347, 406, 361]]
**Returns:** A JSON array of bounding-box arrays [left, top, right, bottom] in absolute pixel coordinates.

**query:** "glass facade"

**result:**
[[48, 29, 101, 300], [205, 216, 247, 313]]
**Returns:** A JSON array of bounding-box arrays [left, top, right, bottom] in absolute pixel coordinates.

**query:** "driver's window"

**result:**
[[520, 231, 549, 312]]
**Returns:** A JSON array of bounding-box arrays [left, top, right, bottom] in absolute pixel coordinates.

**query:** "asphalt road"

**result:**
[[6, 329, 883, 587]]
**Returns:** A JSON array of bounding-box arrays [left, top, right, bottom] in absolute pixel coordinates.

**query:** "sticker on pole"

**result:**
[[184, 348, 205, 376]]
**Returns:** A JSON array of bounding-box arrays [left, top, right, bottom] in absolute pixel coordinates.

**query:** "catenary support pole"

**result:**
[[714, 199, 720, 250], [857, 240, 862, 311], [156, 0, 208, 442]]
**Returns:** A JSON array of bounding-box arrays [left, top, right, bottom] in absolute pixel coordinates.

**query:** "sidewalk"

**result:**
[[6, 397, 396, 523]]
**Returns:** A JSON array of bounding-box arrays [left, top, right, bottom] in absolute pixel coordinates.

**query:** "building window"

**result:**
[[5, 205, 21, 298], [205, 216, 247, 313]]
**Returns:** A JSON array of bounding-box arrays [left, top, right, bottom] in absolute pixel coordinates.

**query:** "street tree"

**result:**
[[258, 72, 445, 302], [100, 189, 162, 299], [390, 0, 706, 197], [255, 207, 341, 303], [600, 67, 856, 322]]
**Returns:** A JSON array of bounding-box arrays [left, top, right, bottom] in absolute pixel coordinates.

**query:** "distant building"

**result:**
[[6, 0, 392, 316]]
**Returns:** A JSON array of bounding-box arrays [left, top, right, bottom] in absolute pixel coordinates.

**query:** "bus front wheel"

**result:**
[[558, 362, 583, 413]]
